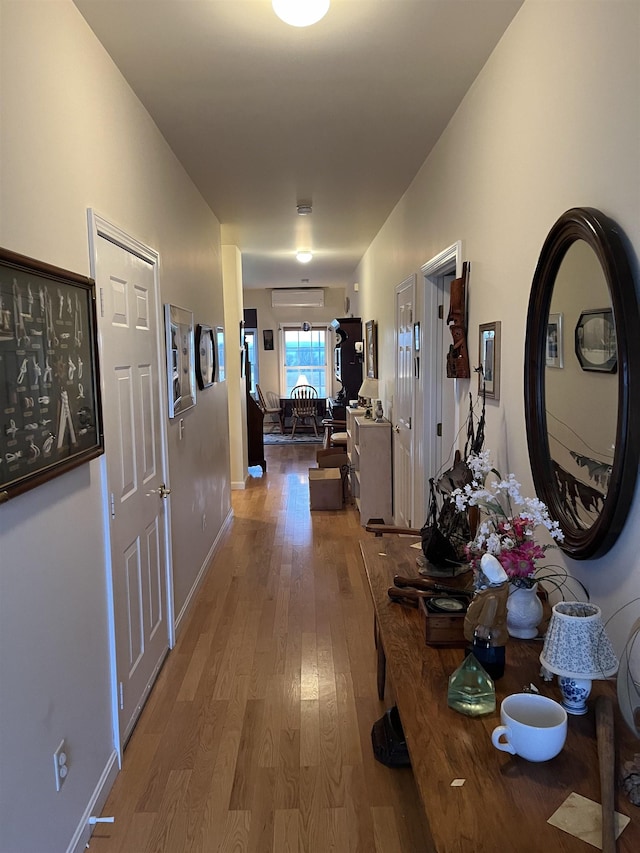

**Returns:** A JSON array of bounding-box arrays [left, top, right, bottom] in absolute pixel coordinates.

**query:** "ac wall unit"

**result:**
[[271, 288, 324, 308]]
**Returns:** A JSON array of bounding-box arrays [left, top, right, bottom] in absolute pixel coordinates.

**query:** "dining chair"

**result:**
[[256, 384, 284, 434], [290, 384, 319, 437], [321, 418, 348, 450]]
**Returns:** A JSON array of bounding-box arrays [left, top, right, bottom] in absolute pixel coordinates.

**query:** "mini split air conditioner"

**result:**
[[271, 288, 324, 308]]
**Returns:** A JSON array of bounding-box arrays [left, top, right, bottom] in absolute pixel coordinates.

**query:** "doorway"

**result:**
[[419, 242, 462, 525], [88, 212, 173, 759], [394, 274, 416, 527]]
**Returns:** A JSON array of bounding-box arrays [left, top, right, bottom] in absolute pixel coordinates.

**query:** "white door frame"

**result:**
[[420, 241, 462, 522], [87, 210, 174, 762]]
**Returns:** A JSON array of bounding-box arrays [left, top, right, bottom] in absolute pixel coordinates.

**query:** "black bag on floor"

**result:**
[[371, 706, 411, 768]]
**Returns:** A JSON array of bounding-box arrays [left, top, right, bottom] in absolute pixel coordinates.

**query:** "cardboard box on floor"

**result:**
[[316, 447, 348, 468], [309, 468, 343, 510]]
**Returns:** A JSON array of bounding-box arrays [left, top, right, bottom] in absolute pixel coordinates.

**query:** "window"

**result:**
[[281, 325, 329, 397]]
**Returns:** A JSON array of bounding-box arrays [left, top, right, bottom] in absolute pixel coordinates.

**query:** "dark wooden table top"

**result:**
[[360, 536, 639, 853]]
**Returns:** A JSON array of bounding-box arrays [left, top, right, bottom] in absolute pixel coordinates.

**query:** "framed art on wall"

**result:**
[[165, 303, 196, 417], [195, 323, 215, 389], [216, 326, 226, 381], [479, 321, 501, 400], [0, 247, 104, 502], [365, 319, 378, 378], [546, 313, 564, 369], [575, 308, 617, 372]]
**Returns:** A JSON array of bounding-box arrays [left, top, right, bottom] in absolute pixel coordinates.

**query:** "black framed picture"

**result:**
[[575, 308, 617, 372], [165, 304, 196, 417], [0, 247, 104, 502], [263, 329, 274, 351], [195, 323, 215, 389], [365, 319, 377, 379]]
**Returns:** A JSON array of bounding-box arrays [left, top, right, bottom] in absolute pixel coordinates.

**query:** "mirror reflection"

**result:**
[[525, 207, 640, 559], [546, 240, 616, 531]]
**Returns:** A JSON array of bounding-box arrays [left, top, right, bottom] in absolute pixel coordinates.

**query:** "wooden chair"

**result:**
[[321, 418, 348, 450], [290, 384, 319, 437], [256, 384, 284, 434]]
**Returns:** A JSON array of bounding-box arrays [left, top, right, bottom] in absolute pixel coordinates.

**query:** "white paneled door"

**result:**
[[92, 221, 171, 753], [394, 275, 415, 528]]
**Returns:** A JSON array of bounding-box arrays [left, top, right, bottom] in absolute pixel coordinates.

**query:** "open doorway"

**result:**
[[394, 274, 416, 527]]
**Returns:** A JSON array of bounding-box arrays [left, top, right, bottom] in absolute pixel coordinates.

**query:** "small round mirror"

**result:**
[[524, 208, 640, 559]]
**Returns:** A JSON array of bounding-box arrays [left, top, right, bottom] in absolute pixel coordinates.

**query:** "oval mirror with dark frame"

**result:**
[[524, 207, 640, 559]]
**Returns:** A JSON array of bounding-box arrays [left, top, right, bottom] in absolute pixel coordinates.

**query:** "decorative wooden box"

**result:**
[[419, 595, 468, 647]]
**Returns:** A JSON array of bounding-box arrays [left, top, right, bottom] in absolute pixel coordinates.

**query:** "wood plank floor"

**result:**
[[89, 445, 434, 853]]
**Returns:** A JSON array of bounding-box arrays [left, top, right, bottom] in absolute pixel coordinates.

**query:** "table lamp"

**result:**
[[540, 601, 618, 715], [358, 377, 379, 418]]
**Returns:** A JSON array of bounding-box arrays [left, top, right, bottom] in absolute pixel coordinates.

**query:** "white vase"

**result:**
[[507, 583, 543, 639]]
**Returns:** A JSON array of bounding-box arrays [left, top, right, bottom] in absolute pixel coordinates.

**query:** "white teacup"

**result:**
[[491, 693, 567, 762]]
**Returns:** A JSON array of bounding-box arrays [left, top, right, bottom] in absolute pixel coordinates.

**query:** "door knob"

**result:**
[[157, 483, 172, 499]]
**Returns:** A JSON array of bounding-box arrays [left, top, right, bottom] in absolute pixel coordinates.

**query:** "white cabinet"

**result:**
[[346, 409, 392, 525]]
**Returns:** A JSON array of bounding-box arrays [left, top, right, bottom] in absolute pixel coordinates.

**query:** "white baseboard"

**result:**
[[231, 479, 247, 490], [67, 749, 119, 853], [174, 507, 234, 634]]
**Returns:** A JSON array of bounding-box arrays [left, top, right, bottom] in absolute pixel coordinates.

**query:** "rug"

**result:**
[[264, 432, 322, 445]]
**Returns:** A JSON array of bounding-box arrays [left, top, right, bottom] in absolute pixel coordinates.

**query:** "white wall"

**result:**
[[353, 0, 640, 648], [222, 245, 249, 489], [0, 2, 231, 851]]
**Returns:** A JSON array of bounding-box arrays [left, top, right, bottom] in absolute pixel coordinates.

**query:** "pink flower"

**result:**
[[453, 451, 564, 588], [496, 541, 546, 579]]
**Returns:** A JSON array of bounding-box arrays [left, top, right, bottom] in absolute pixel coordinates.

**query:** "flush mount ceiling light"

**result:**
[[272, 0, 330, 28], [297, 202, 313, 215], [296, 251, 313, 263]]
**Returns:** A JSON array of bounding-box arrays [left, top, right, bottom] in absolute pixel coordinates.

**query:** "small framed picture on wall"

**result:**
[[216, 326, 226, 381], [546, 313, 564, 369], [365, 320, 378, 378], [478, 321, 501, 400], [263, 329, 274, 351]]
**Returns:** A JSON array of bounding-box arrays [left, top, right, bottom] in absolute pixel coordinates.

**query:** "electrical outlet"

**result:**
[[53, 739, 68, 791]]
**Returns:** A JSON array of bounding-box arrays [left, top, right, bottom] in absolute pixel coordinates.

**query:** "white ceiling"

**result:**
[[74, 0, 522, 290]]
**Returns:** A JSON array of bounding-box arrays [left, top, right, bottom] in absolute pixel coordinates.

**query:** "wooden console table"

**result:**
[[360, 537, 639, 852]]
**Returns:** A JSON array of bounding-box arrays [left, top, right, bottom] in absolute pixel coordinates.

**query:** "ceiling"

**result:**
[[74, 0, 522, 290]]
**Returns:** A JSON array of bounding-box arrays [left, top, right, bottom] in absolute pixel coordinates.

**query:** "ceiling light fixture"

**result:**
[[296, 251, 313, 264], [272, 0, 330, 28], [296, 202, 313, 215]]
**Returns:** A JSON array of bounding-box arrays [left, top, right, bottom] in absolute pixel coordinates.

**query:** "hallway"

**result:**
[[89, 445, 433, 852]]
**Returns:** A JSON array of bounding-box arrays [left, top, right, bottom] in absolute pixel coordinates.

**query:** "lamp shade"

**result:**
[[540, 601, 618, 680], [358, 378, 379, 400]]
